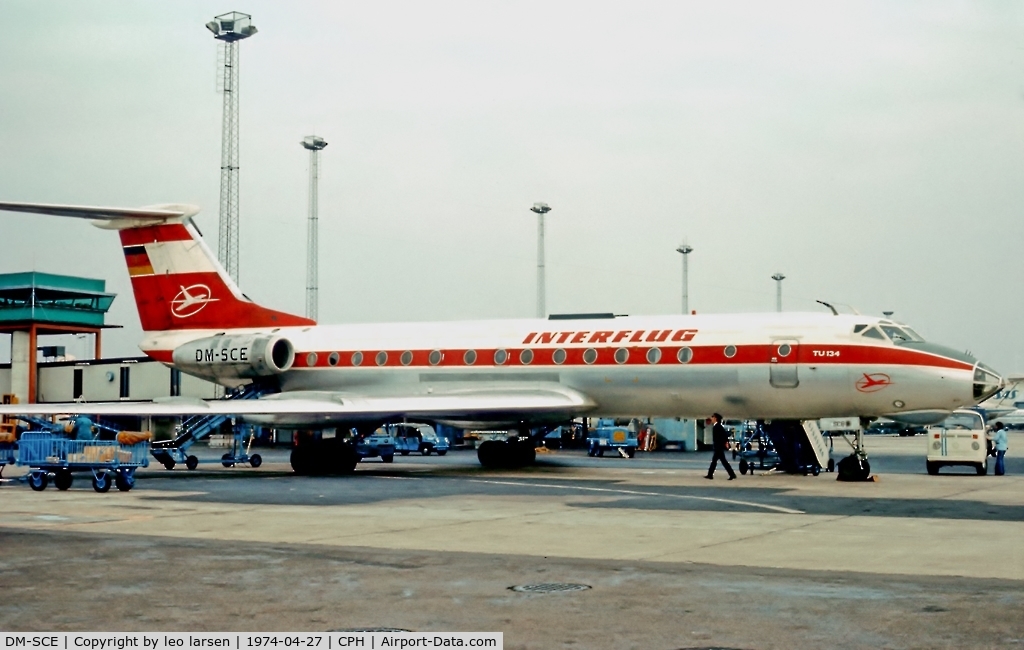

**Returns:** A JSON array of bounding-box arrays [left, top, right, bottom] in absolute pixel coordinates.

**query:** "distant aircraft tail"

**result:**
[[0, 201, 315, 332]]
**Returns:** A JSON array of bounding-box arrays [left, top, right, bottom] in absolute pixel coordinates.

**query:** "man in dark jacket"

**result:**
[[705, 413, 736, 480]]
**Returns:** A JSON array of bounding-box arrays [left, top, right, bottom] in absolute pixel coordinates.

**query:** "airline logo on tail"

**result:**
[[170, 284, 219, 318]]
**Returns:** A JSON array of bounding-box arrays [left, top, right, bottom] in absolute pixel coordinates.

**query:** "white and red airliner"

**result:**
[[0, 201, 1004, 472]]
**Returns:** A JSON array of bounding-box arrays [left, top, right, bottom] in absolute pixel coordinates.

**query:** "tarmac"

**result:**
[[1, 434, 1022, 649]]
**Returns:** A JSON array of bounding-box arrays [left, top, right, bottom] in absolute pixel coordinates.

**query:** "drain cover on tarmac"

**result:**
[[509, 583, 591, 593]]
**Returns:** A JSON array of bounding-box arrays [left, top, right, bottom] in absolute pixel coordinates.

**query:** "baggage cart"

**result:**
[[16, 431, 150, 493]]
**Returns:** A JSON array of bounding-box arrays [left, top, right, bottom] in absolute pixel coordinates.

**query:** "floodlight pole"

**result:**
[[301, 136, 327, 321], [530, 202, 552, 318], [676, 244, 693, 314], [772, 273, 786, 312], [207, 11, 257, 283]]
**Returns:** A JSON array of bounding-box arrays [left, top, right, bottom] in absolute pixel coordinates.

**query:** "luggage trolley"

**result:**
[[17, 431, 150, 493]]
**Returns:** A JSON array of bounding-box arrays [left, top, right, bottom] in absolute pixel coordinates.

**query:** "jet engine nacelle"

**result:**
[[171, 334, 295, 380]]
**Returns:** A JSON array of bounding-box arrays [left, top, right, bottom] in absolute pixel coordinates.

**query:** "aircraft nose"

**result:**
[[973, 362, 1004, 403]]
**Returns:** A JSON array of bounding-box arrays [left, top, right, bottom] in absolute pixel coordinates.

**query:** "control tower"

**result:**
[[0, 272, 116, 404]]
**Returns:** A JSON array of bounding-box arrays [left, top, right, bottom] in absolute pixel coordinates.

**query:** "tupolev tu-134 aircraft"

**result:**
[[0, 201, 1005, 473]]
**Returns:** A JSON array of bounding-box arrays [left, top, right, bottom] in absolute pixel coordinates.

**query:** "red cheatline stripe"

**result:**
[[285, 343, 974, 371]]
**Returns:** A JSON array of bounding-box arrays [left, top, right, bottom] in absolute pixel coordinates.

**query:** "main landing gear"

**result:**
[[477, 431, 538, 469], [290, 432, 358, 476]]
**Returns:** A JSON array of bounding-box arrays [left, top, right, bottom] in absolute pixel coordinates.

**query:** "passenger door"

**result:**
[[769, 340, 799, 389]]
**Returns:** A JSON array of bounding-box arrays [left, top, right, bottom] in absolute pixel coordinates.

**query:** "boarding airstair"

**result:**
[[150, 382, 273, 470], [758, 420, 832, 475]]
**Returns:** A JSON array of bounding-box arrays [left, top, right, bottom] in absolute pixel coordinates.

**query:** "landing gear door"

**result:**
[[769, 340, 799, 388]]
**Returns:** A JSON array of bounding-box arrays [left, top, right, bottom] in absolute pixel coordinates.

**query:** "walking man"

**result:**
[[993, 422, 1008, 476], [705, 413, 737, 480]]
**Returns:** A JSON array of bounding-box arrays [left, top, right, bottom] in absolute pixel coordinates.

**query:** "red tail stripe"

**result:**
[[119, 224, 193, 246]]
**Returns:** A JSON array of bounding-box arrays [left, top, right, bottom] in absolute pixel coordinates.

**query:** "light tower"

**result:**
[[530, 202, 552, 318], [771, 272, 786, 312], [206, 11, 257, 283], [301, 135, 327, 321], [676, 243, 693, 314]]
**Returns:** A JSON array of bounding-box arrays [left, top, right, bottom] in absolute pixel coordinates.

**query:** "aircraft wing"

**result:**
[[0, 385, 596, 425]]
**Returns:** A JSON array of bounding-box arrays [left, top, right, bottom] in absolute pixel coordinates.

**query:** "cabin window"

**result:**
[[614, 348, 629, 364], [724, 345, 737, 358], [677, 347, 693, 364], [464, 349, 477, 365], [646, 348, 661, 364], [306, 352, 318, 367], [328, 352, 340, 366], [351, 351, 363, 366], [853, 324, 867, 334], [400, 351, 413, 366], [519, 349, 534, 365], [583, 348, 598, 365], [880, 325, 914, 343], [552, 349, 567, 365], [428, 349, 442, 365], [375, 351, 388, 366], [777, 344, 791, 357], [494, 349, 508, 365]]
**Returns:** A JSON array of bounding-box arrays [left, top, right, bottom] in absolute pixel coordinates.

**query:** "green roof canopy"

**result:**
[[0, 272, 115, 327]]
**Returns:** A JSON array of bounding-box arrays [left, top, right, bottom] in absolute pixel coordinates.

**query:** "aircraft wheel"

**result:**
[[516, 442, 536, 467], [926, 461, 939, 475], [115, 470, 135, 492], [28, 471, 48, 491], [860, 460, 871, 480], [382, 454, 394, 464], [739, 459, 749, 475], [221, 453, 235, 468], [54, 470, 73, 491], [185, 455, 199, 471], [477, 440, 505, 469], [92, 472, 112, 493]]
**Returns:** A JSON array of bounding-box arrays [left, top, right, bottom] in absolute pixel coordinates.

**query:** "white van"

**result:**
[[926, 409, 988, 475]]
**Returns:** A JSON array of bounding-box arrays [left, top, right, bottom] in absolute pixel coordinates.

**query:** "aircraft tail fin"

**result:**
[[0, 201, 315, 332]]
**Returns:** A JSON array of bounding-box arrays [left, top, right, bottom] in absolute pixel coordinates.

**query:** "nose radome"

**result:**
[[973, 363, 1004, 402]]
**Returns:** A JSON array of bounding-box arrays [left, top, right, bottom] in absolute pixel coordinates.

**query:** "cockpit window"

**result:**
[[902, 327, 924, 341], [861, 327, 886, 340], [853, 324, 867, 334], [880, 325, 921, 344]]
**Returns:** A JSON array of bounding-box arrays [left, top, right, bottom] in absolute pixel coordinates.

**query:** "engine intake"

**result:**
[[172, 334, 295, 380]]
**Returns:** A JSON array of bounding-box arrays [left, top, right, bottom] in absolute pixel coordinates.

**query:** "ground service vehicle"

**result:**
[[393, 424, 449, 456], [587, 419, 638, 457], [357, 430, 396, 463], [926, 409, 988, 475]]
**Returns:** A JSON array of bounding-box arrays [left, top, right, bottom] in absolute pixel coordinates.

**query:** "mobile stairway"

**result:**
[[150, 382, 273, 470], [754, 420, 833, 476]]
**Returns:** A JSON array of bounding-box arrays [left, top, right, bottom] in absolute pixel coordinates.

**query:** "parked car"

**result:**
[[356, 430, 396, 463], [392, 424, 449, 456]]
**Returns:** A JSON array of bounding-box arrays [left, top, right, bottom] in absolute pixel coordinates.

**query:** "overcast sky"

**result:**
[[1, 1, 1023, 371]]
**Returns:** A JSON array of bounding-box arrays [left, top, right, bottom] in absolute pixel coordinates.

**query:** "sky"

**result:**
[[1, 1, 1023, 371]]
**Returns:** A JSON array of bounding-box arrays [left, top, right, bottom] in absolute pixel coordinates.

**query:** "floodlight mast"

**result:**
[[530, 202, 552, 318], [301, 136, 327, 321], [772, 272, 786, 312], [207, 11, 257, 283], [676, 244, 693, 314]]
